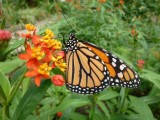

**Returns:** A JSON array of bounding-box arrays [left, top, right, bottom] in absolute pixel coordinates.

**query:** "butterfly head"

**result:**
[[65, 33, 78, 51]]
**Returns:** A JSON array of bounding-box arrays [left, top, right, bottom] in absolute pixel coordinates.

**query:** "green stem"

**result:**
[[7, 74, 25, 104], [119, 88, 129, 113], [89, 95, 97, 120]]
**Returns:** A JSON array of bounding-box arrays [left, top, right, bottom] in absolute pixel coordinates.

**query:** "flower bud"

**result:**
[[51, 75, 65, 86], [0, 30, 12, 41]]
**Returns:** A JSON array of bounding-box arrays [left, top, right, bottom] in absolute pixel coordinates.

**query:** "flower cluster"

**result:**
[[131, 28, 138, 37], [19, 24, 66, 86], [98, 0, 106, 3], [0, 30, 12, 41], [137, 59, 145, 69], [119, 0, 124, 5]]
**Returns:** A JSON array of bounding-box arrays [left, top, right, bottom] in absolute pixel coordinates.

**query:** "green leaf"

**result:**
[[96, 101, 110, 119], [53, 95, 90, 113], [67, 112, 87, 120], [0, 69, 11, 98], [0, 17, 6, 29], [97, 89, 119, 101], [29, 95, 90, 120], [0, 85, 7, 102], [140, 95, 160, 105], [11, 80, 51, 120], [111, 114, 142, 120], [0, 39, 24, 58], [129, 96, 155, 120], [0, 57, 23, 73], [10, 65, 27, 85], [141, 69, 160, 89]]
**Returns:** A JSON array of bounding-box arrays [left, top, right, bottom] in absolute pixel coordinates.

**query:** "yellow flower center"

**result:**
[[25, 24, 36, 31], [46, 29, 54, 38], [53, 56, 67, 72], [54, 40, 62, 50], [31, 47, 45, 60], [38, 63, 52, 75], [41, 39, 62, 49]]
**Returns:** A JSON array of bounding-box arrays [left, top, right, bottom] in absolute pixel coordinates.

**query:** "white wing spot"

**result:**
[[112, 62, 116, 67], [106, 53, 109, 56], [120, 64, 124, 71], [95, 56, 99, 59], [122, 64, 126, 68], [112, 83, 115, 85], [120, 59, 123, 63], [115, 79, 119, 83], [117, 72, 123, 79], [112, 58, 117, 62], [104, 79, 108, 82]]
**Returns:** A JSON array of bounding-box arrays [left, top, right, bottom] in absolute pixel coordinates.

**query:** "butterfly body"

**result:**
[[64, 33, 140, 94]]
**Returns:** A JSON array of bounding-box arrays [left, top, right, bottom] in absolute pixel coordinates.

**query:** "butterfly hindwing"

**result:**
[[82, 41, 140, 88]]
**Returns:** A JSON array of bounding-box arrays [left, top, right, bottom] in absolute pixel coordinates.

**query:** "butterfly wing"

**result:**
[[65, 35, 110, 94], [82, 41, 140, 88]]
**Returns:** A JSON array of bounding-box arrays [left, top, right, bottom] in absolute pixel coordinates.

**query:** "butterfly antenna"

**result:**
[[59, 11, 74, 31]]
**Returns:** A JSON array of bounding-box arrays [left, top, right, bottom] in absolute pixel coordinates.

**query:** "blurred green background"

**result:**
[[0, 0, 160, 120]]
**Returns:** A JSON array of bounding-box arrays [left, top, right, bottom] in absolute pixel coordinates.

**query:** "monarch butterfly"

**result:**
[[64, 33, 140, 94]]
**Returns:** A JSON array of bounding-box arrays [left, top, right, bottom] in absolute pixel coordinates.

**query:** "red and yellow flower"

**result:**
[[19, 24, 66, 86]]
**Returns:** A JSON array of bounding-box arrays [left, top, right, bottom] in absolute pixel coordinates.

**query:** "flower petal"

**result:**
[[41, 74, 50, 79], [25, 69, 38, 77], [18, 53, 30, 60], [32, 35, 41, 45], [57, 51, 65, 58], [34, 75, 41, 87], [26, 58, 40, 68], [26, 44, 32, 55]]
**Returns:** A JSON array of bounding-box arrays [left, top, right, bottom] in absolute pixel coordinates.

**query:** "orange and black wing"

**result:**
[[82, 41, 140, 88], [65, 34, 110, 94]]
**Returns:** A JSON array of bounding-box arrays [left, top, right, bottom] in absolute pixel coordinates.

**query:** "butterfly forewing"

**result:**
[[83, 41, 140, 88], [65, 34, 110, 94]]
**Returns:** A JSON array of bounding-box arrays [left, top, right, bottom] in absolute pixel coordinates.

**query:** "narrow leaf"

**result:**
[[11, 80, 51, 120], [129, 96, 155, 120], [0, 57, 23, 73], [1, 39, 24, 58], [140, 96, 160, 105], [0, 69, 11, 98], [96, 101, 110, 119], [97, 89, 119, 101], [141, 69, 160, 89]]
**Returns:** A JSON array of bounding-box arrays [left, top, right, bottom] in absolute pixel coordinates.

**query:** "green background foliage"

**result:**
[[0, 0, 160, 120]]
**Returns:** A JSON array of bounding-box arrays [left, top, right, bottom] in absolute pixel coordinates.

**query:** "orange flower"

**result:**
[[131, 29, 138, 37], [97, 7, 101, 12], [19, 24, 66, 87], [25, 63, 51, 86], [31, 35, 41, 45], [43, 50, 66, 71], [119, 0, 124, 5], [98, 0, 106, 3], [66, 0, 72, 2], [52, 75, 65, 86], [137, 59, 145, 69], [18, 44, 44, 68], [57, 112, 63, 117]]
